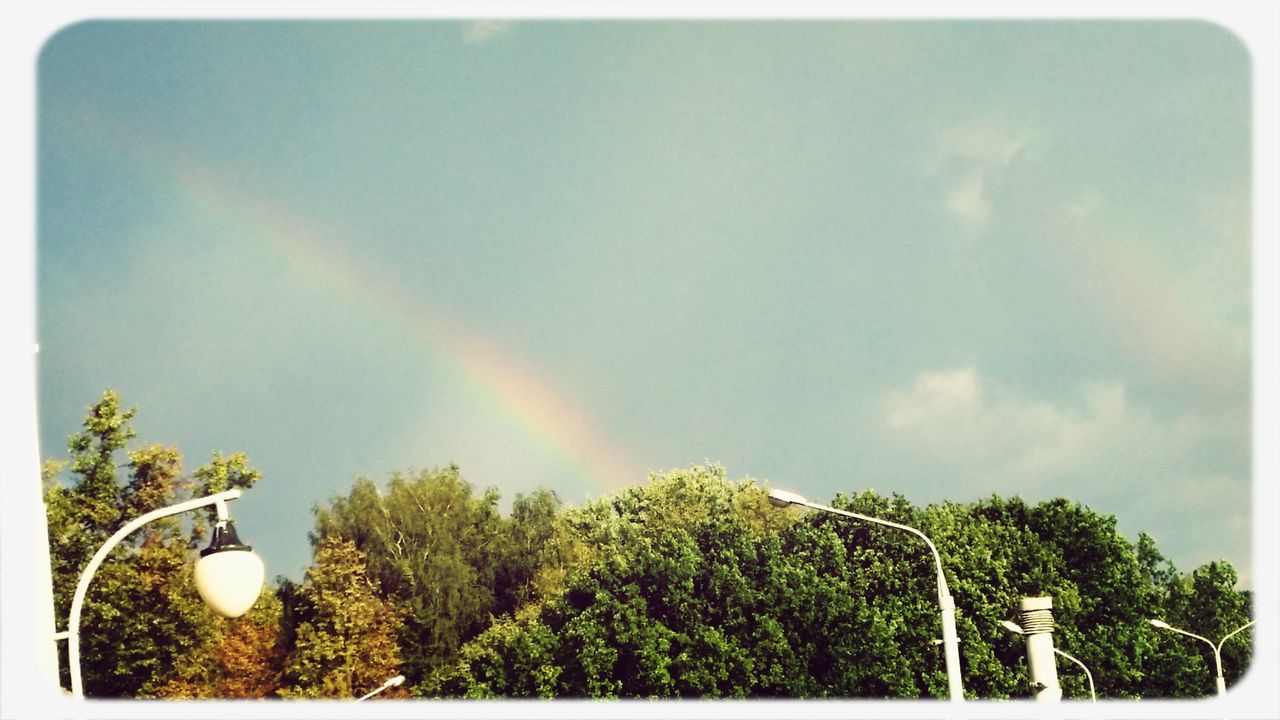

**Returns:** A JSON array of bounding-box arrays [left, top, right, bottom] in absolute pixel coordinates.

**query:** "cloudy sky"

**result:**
[[35, 20, 1252, 584]]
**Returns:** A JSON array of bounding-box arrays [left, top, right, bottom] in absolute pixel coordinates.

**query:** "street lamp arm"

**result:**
[[1053, 648, 1096, 702], [1164, 624, 1215, 649], [767, 487, 963, 701], [357, 674, 405, 701], [794, 499, 952, 599], [63, 488, 243, 698], [1150, 618, 1254, 695], [1216, 619, 1256, 654]]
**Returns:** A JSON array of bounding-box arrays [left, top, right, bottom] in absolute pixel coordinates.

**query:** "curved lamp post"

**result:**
[[1001, 620, 1096, 701], [357, 674, 405, 701], [767, 488, 964, 702], [1148, 618, 1255, 695], [53, 488, 264, 698]]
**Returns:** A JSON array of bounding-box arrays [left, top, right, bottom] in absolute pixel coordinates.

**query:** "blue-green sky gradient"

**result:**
[[37, 20, 1251, 583]]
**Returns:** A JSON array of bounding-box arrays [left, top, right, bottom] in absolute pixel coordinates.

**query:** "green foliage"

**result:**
[[45, 392, 1250, 700], [67, 390, 136, 533], [494, 487, 570, 616], [425, 467, 1253, 700], [191, 451, 263, 532], [43, 390, 270, 697], [1143, 560, 1254, 696], [428, 466, 830, 698], [278, 537, 406, 699], [308, 468, 579, 684], [45, 392, 138, 626], [147, 589, 287, 698], [309, 467, 501, 683]]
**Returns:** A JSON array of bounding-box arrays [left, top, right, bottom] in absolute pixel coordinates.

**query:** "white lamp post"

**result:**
[[766, 488, 964, 702], [1002, 619, 1095, 701], [357, 673, 405, 701], [52, 488, 265, 698], [1149, 618, 1255, 695]]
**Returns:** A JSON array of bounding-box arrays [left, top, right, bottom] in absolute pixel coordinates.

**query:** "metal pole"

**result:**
[[793, 498, 965, 701], [1212, 651, 1226, 697], [939, 592, 963, 701], [357, 674, 404, 701], [1017, 596, 1061, 702], [1213, 620, 1255, 696], [22, 343, 62, 690], [1175, 628, 1220, 696], [63, 489, 241, 698], [1053, 648, 1096, 702], [1150, 620, 1252, 696]]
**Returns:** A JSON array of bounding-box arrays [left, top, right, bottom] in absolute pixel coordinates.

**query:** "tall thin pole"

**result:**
[[1213, 620, 1256, 695], [10, 343, 60, 692], [771, 491, 964, 701], [1151, 619, 1255, 696], [62, 489, 242, 698]]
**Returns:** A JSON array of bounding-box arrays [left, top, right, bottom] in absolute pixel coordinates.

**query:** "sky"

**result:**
[[34, 20, 1254, 587]]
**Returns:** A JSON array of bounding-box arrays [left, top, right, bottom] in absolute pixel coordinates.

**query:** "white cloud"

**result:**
[[878, 366, 1251, 579], [928, 120, 1030, 235], [462, 20, 513, 45], [883, 367, 1191, 490], [885, 367, 981, 429], [944, 170, 992, 230], [1064, 192, 1102, 218]]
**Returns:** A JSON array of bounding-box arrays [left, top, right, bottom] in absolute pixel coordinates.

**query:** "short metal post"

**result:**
[[1018, 596, 1061, 702]]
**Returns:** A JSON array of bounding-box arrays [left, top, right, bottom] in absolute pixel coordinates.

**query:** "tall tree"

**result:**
[[493, 487, 573, 616], [278, 537, 406, 699], [427, 466, 819, 698], [45, 391, 136, 633], [43, 390, 269, 697], [148, 591, 287, 699], [309, 467, 506, 683], [1141, 558, 1254, 697], [424, 466, 1253, 700]]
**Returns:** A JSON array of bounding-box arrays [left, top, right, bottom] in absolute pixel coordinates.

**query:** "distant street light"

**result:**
[[52, 488, 264, 699], [357, 674, 405, 701], [766, 488, 964, 702], [1002, 620, 1096, 701], [1148, 618, 1255, 695]]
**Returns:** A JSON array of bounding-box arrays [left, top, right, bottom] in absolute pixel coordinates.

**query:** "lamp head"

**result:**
[[387, 675, 406, 687], [1149, 619, 1171, 630], [767, 488, 809, 508], [1001, 620, 1026, 635], [194, 520, 265, 618]]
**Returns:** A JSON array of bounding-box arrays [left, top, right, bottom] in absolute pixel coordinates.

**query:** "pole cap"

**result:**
[[1019, 596, 1053, 611]]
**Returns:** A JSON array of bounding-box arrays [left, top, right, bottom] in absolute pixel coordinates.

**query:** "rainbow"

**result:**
[[167, 157, 643, 497]]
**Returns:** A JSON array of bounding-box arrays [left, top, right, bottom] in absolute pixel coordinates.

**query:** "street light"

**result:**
[[52, 488, 264, 698], [1001, 620, 1096, 701], [766, 488, 964, 701], [1148, 618, 1255, 695], [357, 673, 406, 701]]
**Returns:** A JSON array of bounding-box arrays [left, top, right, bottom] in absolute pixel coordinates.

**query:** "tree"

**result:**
[[1140, 558, 1254, 697], [278, 537, 406, 699], [427, 465, 823, 698], [43, 390, 269, 697], [424, 466, 1253, 700], [914, 494, 1166, 699], [309, 467, 508, 684], [493, 487, 569, 617], [148, 591, 287, 699], [44, 391, 136, 633]]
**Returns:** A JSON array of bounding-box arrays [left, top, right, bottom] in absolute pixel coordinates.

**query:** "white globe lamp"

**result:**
[[194, 520, 265, 618]]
